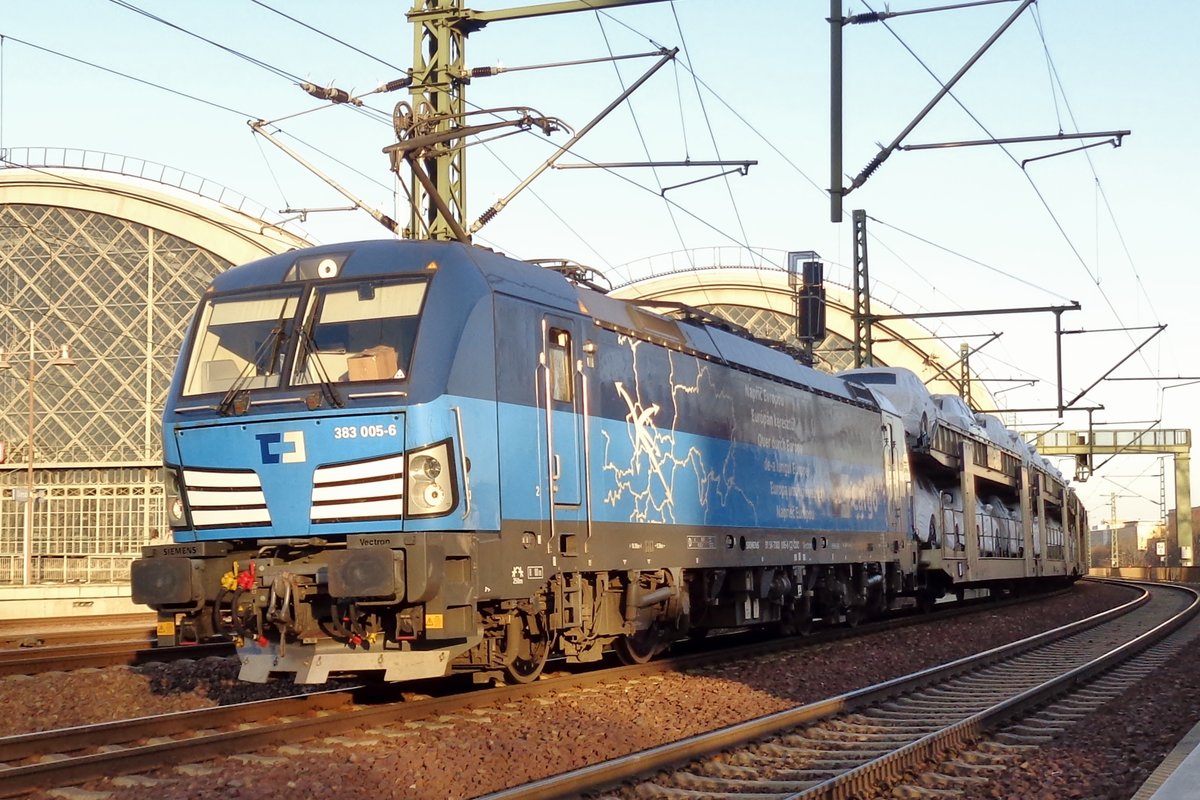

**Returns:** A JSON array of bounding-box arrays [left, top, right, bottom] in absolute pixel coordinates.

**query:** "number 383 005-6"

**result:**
[[333, 424, 398, 440]]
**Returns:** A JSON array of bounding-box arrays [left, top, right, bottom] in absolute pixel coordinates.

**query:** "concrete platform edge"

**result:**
[[0, 584, 143, 619], [1133, 717, 1200, 800]]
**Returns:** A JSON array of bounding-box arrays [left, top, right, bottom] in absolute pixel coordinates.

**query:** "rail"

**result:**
[[476, 580, 1197, 799], [0, 588, 1073, 794]]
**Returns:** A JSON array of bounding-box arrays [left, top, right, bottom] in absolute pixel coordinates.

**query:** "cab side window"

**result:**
[[548, 329, 573, 403]]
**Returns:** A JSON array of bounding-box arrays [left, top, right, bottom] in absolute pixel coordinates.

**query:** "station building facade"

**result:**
[[0, 153, 309, 587], [606, 249, 985, 401], [0, 154, 982, 591]]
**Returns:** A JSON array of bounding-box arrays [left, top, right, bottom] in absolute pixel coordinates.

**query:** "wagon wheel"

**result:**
[[502, 608, 552, 684], [614, 626, 664, 665], [916, 590, 937, 614], [843, 604, 864, 628]]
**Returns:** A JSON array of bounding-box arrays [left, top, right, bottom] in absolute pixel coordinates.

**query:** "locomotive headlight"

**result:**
[[405, 441, 455, 517], [409, 454, 442, 481], [164, 469, 191, 529]]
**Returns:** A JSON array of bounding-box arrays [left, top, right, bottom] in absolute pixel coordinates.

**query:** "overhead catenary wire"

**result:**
[[593, 12, 692, 268], [475, 137, 614, 271], [6, 1, 699, 258], [0, 33, 254, 118], [0, 31, 398, 223], [12, 0, 790, 279], [246, 0, 406, 74], [108, 0, 305, 84], [2, 3, 1167, 402], [858, 1, 1099, 276], [866, 214, 1076, 302], [1029, 5, 1161, 327], [668, 2, 756, 267], [858, 0, 1161, 399]]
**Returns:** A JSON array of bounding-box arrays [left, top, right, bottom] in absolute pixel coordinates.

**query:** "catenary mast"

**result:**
[[398, 0, 671, 241]]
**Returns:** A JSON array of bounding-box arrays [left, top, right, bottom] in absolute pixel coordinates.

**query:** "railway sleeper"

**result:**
[[753, 741, 896, 760], [694, 761, 834, 781], [994, 730, 1057, 745], [935, 756, 1017, 777], [891, 787, 962, 799], [724, 749, 867, 770], [670, 771, 820, 794], [916, 769, 995, 788]]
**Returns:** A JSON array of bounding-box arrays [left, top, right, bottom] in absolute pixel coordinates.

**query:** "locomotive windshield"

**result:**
[[292, 279, 425, 385], [179, 279, 427, 396], [181, 290, 302, 396]]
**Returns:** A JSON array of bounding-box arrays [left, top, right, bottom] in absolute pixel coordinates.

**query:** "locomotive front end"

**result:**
[[131, 243, 486, 683]]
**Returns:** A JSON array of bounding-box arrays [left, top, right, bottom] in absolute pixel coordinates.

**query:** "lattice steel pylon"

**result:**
[[403, 2, 470, 240], [393, 0, 672, 241], [0, 202, 231, 584], [0, 205, 226, 466], [851, 209, 873, 367]]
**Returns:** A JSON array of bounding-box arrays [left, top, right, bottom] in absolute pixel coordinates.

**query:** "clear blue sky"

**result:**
[[1, 0, 1197, 529]]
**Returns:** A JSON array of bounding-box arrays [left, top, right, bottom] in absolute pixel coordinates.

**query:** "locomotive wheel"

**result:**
[[502, 609, 551, 684], [614, 628, 662, 665], [777, 606, 814, 637], [843, 605, 864, 628]]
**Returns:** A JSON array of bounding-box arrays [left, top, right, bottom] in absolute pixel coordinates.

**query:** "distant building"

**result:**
[[0, 150, 310, 585], [607, 250, 993, 405], [1088, 521, 1140, 569]]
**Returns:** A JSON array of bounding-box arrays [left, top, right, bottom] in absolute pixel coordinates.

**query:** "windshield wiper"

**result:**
[[295, 324, 344, 410], [217, 308, 292, 416]]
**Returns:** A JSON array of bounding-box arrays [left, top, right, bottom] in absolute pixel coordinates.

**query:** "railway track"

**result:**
[[473, 579, 1197, 799], [0, 585, 1060, 681], [0, 639, 235, 678], [0, 688, 360, 797], [0, 613, 236, 677], [0, 585, 1087, 797], [0, 614, 156, 649]]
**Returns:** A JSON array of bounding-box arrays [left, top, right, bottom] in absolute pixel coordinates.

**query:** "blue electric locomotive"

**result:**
[[131, 239, 1077, 684]]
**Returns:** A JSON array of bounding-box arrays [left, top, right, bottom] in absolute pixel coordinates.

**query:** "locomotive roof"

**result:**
[[210, 239, 579, 308], [212, 239, 878, 408], [577, 286, 879, 410]]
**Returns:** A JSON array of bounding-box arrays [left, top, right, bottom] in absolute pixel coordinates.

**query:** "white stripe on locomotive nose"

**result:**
[[313, 455, 406, 484], [311, 498, 403, 520], [187, 488, 268, 507], [311, 478, 403, 503], [184, 469, 262, 488], [191, 507, 271, 526]]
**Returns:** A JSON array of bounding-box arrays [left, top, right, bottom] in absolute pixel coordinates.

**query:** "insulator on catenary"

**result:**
[[476, 207, 499, 226], [847, 11, 885, 24], [471, 66, 503, 78], [300, 82, 361, 106], [377, 77, 412, 93], [856, 154, 884, 184]]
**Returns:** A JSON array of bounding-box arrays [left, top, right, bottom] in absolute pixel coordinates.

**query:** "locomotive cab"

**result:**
[[133, 241, 497, 681]]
